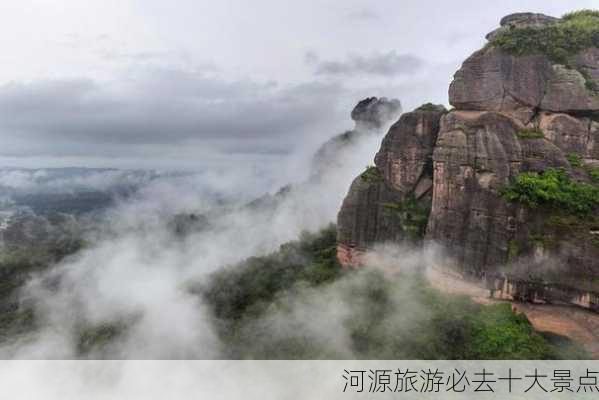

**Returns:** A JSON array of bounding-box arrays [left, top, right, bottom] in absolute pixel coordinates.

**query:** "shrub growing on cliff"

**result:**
[[206, 264, 581, 359], [202, 224, 341, 322], [501, 168, 599, 215], [562, 9, 599, 22], [199, 225, 585, 359], [360, 165, 384, 183], [589, 167, 599, 183], [586, 78, 599, 92], [465, 303, 556, 359], [516, 128, 545, 140], [0, 239, 86, 342], [566, 153, 583, 167], [338, 274, 561, 359], [77, 323, 125, 355], [415, 103, 447, 113], [490, 10, 599, 64], [383, 195, 431, 240], [579, 68, 599, 92]]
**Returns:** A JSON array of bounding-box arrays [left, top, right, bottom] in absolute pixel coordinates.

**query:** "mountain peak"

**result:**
[[351, 97, 402, 130]]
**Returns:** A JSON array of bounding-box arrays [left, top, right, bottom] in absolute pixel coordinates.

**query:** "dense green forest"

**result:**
[[201, 225, 587, 359]]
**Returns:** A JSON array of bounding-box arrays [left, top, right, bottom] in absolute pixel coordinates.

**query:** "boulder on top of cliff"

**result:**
[[351, 97, 402, 131], [450, 11, 599, 115], [486, 12, 558, 40], [500, 12, 559, 28]]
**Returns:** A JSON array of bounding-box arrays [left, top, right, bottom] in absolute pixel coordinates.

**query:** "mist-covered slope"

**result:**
[[200, 225, 585, 359], [0, 96, 404, 358]]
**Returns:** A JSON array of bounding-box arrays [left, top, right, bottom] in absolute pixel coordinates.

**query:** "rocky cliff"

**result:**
[[310, 97, 401, 179], [337, 11, 599, 311], [337, 103, 445, 267]]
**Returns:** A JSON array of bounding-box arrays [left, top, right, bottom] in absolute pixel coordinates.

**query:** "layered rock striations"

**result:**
[[449, 46, 599, 118], [337, 104, 445, 267], [337, 11, 599, 310]]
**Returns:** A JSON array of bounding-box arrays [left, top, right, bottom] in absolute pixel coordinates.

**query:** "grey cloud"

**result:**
[[346, 8, 380, 21], [311, 51, 424, 77], [98, 49, 187, 63], [0, 70, 347, 161], [58, 33, 193, 66]]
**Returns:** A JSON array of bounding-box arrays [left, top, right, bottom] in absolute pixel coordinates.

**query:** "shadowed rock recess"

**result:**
[[337, 11, 599, 311]]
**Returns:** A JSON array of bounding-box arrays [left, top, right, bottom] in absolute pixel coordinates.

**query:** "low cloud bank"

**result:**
[[0, 112, 398, 358]]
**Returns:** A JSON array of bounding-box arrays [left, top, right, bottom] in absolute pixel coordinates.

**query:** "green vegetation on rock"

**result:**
[[341, 274, 565, 359], [516, 128, 545, 140], [507, 240, 520, 262], [202, 225, 342, 322], [490, 10, 599, 64], [546, 213, 599, 250], [501, 168, 599, 215], [383, 195, 431, 240], [562, 9, 599, 22], [360, 165, 384, 183], [589, 167, 599, 183], [580, 68, 599, 92], [200, 225, 584, 359], [566, 153, 583, 167], [566, 153, 599, 183], [415, 103, 447, 113], [585, 78, 599, 92], [77, 323, 124, 355], [0, 239, 85, 342]]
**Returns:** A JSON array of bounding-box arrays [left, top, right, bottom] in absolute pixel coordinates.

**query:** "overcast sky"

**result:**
[[0, 0, 595, 172]]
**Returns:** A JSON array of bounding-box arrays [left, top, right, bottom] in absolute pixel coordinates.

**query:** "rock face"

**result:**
[[449, 47, 599, 117], [541, 63, 599, 112], [336, 176, 404, 268], [429, 111, 525, 274], [538, 113, 598, 158], [426, 110, 596, 277], [374, 107, 443, 193], [337, 11, 599, 311], [449, 48, 549, 116], [433, 12, 599, 308], [337, 106, 445, 267]]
